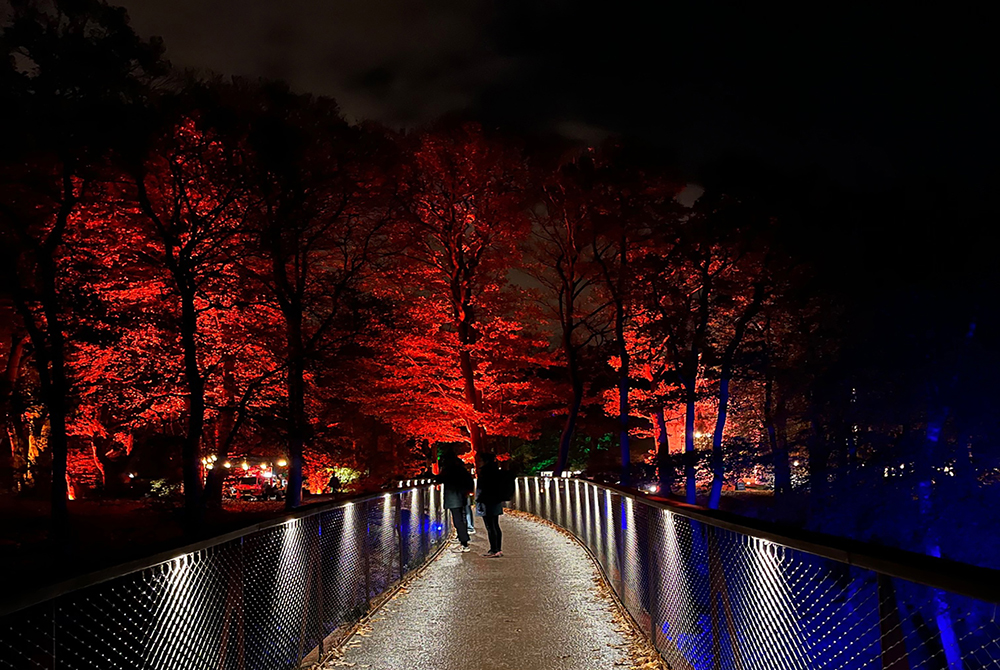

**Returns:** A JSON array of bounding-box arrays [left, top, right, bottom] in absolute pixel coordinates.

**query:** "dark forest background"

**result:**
[[2, 0, 998, 575]]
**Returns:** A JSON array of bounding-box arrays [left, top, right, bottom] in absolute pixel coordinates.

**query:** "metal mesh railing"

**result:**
[[513, 476, 1000, 670], [0, 483, 448, 670]]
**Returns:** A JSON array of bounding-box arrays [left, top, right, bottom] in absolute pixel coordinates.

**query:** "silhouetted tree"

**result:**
[[0, 0, 164, 532]]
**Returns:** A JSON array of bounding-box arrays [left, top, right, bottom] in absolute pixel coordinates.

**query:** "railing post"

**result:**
[[615, 493, 625, 599], [362, 502, 372, 607], [646, 506, 659, 648], [315, 519, 325, 660], [395, 492, 404, 580]]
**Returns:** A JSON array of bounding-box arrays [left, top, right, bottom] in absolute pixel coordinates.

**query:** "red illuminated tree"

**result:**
[[244, 86, 401, 507], [527, 157, 612, 475], [705, 262, 767, 509], [632, 196, 773, 506], [129, 114, 255, 521], [393, 124, 532, 458], [0, 310, 30, 491], [589, 158, 680, 486], [0, 0, 164, 530]]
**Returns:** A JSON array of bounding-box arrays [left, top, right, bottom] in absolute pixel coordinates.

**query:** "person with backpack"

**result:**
[[437, 451, 475, 553], [475, 453, 509, 557]]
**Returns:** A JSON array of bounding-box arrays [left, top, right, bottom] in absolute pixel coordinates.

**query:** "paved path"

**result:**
[[336, 513, 633, 670]]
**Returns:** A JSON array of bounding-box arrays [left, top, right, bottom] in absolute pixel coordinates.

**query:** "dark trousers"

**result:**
[[449, 507, 470, 546], [483, 515, 502, 553]]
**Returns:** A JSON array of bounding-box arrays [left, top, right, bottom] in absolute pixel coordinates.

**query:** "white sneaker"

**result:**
[[451, 545, 471, 553]]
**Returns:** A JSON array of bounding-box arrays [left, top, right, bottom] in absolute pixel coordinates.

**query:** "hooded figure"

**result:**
[[438, 451, 474, 552], [475, 453, 504, 557]]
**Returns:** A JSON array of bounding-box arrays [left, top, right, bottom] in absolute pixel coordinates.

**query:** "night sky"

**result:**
[[115, 2, 995, 195]]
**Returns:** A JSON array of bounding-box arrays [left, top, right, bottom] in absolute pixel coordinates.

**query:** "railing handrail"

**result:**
[[0, 480, 438, 617], [526, 476, 1000, 603]]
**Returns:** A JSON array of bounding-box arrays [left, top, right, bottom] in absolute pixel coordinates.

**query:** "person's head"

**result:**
[[441, 449, 462, 469], [478, 452, 497, 469]]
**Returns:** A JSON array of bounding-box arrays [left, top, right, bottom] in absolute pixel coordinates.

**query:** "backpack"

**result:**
[[499, 470, 517, 501]]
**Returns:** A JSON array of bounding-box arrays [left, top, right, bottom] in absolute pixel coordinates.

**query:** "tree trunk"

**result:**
[[39, 168, 81, 533], [203, 432, 225, 510], [285, 312, 306, 509], [92, 436, 131, 497], [617, 337, 631, 487], [708, 374, 729, 509], [765, 368, 791, 497], [708, 281, 763, 509], [684, 256, 712, 505], [0, 335, 26, 492], [45, 362, 69, 529], [807, 407, 829, 504], [554, 349, 583, 475], [615, 232, 631, 487], [38, 251, 70, 533], [655, 406, 674, 495], [11, 270, 52, 496], [8, 414, 29, 491], [205, 359, 238, 510], [684, 378, 697, 504], [458, 317, 486, 456], [178, 284, 205, 527]]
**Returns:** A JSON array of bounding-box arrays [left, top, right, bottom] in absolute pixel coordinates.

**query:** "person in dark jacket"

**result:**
[[437, 451, 474, 553], [475, 452, 504, 557]]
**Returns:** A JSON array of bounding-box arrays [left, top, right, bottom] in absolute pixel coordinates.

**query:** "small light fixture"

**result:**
[[277, 459, 287, 467], [223, 461, 231, 468], [242, 462, 249, 471]]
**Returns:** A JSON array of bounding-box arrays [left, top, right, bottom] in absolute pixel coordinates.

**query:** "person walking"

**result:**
[[475, 453, 504, 558], [438, 451, 474, 553]]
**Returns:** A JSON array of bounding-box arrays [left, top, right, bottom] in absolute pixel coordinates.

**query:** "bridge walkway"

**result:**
[[333, 513, 640, 669]]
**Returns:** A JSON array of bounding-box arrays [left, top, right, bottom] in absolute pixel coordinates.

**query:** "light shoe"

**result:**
[[482, 551, 503, 558], [452, 545, 471, 553]]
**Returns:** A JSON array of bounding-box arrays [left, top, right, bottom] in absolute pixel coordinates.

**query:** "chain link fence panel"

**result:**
[[0, 483, 448, 670], [513, 476, 1000, 670]]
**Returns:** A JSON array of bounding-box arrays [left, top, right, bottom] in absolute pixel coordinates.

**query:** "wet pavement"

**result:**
[[337, 513, 633, 669]]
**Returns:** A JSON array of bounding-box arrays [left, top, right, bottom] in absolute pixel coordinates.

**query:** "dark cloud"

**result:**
[[120, 0, 512, 125], [116, 0, 996, 195]]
